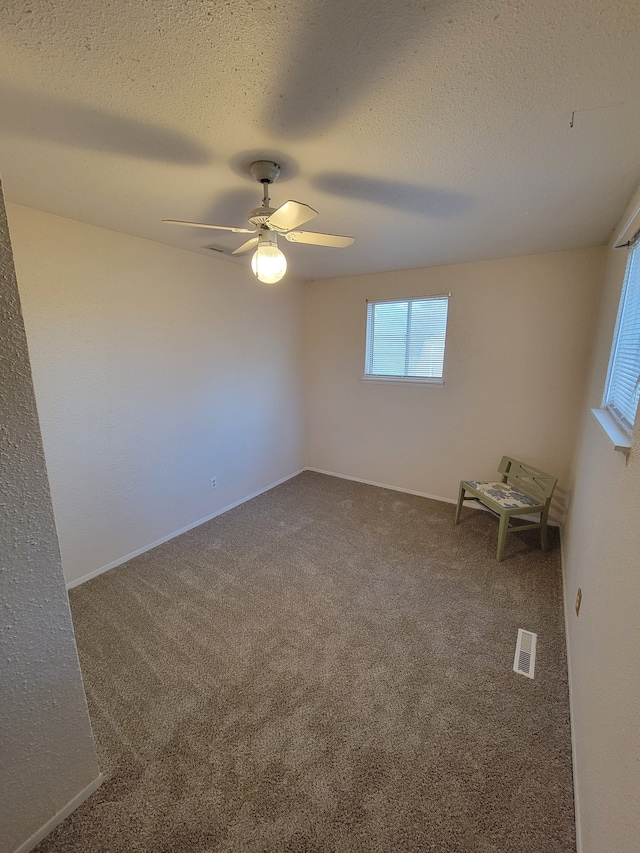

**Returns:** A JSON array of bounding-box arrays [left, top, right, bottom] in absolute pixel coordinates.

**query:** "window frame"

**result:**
[[603, 234, 640, 436], [362, 294, 450, 385]]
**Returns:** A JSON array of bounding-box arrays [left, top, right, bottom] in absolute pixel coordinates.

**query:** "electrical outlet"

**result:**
[[210, 477, 217, 490], [575, 588, 582, 617]]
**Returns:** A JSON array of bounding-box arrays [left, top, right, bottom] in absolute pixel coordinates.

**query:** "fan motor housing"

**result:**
[[248, 205, 277, 226]]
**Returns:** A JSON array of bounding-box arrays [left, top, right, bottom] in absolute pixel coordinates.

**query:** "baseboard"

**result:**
[[66, 469, 305, 589], [559, 527, 582, 853], [12, 774, 103, 853], [304, 467, 459, 505], [67, 466, 561, 589], [304, 467, 561, 526]]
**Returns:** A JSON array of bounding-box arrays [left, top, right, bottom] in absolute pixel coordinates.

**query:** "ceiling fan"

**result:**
[[163, 160, 354, 283]]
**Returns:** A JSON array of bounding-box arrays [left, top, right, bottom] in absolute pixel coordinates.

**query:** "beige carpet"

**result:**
[[36, 472, 575, 852]]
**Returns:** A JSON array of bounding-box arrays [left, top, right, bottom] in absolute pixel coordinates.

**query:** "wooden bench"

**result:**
[[454, 456, 557, 561]]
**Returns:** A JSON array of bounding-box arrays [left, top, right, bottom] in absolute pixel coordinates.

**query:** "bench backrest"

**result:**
[[498, 456, 557, 502]]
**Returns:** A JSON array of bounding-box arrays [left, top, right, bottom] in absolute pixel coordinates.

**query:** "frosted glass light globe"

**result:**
[[251, 244, 287, 284]]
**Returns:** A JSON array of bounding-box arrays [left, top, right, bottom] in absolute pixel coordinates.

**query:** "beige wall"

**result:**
[[562, 185, 640, 853], [0, 185, 100, 853], [8, 204, 306, 585], [305, 247, 604, 511]]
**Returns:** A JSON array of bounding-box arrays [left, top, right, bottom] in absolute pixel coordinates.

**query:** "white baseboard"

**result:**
[[559, 528, 582, 853], [12, 774, 103, 853], [304, 467, 561, 526], [66, 469, 305, 589], [304, 467, 459, 505], [66, 465, 560, 590]]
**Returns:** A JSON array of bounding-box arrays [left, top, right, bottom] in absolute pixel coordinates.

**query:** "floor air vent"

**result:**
[[513, 628, 537, 679]]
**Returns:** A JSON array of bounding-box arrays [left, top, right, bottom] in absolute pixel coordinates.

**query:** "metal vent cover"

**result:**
[[204, 244, 234, 255], [513, 628, 537, 679]]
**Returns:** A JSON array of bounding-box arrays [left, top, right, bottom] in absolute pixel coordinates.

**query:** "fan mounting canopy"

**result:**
[[249, 160, 281, 185]]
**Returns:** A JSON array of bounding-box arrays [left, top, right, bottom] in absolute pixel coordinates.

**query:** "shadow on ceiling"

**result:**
[[264, 0, 443, 138], [313, 173, 472, 217], [0, 84, 211, 165]]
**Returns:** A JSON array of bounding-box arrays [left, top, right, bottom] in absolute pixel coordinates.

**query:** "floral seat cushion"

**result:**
[[464, 480, 543, 509]]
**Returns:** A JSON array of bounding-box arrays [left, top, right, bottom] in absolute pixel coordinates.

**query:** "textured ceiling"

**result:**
[[0, 0, 639, 280]]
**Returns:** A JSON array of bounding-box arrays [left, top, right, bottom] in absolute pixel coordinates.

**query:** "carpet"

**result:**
[[35, 471, 575, 852]]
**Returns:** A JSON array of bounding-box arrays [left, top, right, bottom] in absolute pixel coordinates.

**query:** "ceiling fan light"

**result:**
[[251, 239, 287, 284]]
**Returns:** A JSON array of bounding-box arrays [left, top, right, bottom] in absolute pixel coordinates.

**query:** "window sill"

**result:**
[[591, 408, 631, 462], [361, 375, 444, 386]]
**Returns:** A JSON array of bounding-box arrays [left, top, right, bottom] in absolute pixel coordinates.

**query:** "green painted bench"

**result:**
[[454, 456, 557, 561]]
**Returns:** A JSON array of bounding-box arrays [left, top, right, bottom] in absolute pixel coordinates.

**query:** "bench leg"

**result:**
[[497, 511, 510, 561], [454, 482, 466, 524], [540, 506, 550, 552]]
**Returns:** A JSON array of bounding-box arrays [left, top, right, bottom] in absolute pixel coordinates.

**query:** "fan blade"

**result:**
[[232, 236, 260, 255], [265, 201, 318, 232], [284, 230, 354, 248], [162, 219, 256, 234]]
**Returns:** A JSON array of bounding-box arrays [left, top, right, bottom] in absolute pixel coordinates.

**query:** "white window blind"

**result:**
[[604, 238, 640, 433], [365, 296, 449, 380]]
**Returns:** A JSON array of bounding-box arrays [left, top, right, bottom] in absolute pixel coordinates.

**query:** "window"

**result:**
[[603, 237, 640, 434], [364, 295, 449, 382]]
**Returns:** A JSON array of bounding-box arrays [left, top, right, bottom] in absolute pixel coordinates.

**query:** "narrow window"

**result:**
[[604, 238, 640, 433], [364, 296, 449, 382]]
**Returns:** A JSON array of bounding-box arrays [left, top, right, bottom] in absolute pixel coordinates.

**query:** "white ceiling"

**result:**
[[1, 0, 639, 280]]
